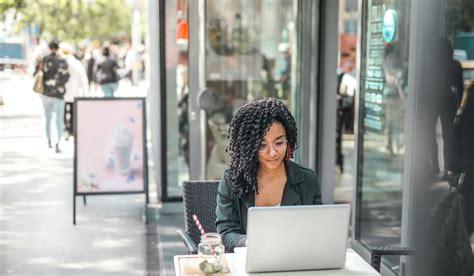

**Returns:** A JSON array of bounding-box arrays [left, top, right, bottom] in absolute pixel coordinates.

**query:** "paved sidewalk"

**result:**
[[0, 77, 187, 275]]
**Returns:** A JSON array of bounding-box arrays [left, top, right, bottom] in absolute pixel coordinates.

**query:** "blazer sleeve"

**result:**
[[215, 175, 247, 252]]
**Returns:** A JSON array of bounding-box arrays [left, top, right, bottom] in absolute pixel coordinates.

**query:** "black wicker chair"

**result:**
[[177, 180, 220, 254], [370, 246, 415, 272]]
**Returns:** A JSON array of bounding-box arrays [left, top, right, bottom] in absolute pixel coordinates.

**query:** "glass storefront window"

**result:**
[[356, 0, 411, 271], [335, 0, 358, 204], [164, 0, 189, 198], [162, 0, 299, 197], [203, 0, 298, 179]]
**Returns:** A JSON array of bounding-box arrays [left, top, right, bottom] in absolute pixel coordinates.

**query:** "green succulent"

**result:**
[[199, 260, 223, 274]]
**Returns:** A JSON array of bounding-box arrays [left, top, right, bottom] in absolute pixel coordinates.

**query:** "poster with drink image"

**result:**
[[74, 98, 147, 194]]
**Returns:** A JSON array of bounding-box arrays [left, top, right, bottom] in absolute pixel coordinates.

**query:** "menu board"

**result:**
[[74, 98, 148, 194], [363, 1, 386, 133]]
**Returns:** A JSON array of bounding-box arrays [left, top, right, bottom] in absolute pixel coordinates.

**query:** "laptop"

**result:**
[[238, 204, 351, 273]]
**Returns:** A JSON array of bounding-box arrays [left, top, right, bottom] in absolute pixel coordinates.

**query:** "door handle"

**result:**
[[197, 87, 222, 114]]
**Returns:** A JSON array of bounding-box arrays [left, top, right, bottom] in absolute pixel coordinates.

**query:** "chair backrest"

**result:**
[[182, 180, 220, 246]]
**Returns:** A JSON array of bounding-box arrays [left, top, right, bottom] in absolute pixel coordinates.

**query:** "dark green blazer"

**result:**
[[215, 160, 322, 252]]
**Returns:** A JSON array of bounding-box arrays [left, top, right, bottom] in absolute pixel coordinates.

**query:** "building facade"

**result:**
[[147, 1, 474, 275]]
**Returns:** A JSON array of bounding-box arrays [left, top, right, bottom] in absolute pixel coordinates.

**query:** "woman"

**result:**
[[59, 42, 89, 141], [39, 39, 69, 153], [216, 98, 322, 252], [96, 47, 119, 97]]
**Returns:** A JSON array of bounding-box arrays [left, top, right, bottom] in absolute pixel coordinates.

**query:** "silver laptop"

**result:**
[[242, 204, 351, 273]]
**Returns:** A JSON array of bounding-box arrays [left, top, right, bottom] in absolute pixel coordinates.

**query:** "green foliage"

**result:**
[[0, 0, 131, 42]]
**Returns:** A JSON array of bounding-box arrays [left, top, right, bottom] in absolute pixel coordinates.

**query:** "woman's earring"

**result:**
[[285, 145, 292, 160]]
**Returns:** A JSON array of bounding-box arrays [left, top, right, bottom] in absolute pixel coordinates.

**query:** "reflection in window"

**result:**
[[165, 0, 189, 198], [335, 0, 358, 205], [356, 0, 410, 271], [204, 0, 298, 179]]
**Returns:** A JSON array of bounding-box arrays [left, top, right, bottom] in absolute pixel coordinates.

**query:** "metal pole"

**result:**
[[132, 7, 141, 86]]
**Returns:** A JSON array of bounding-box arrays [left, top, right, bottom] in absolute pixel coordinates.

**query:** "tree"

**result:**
[[0, 0, 131, 42]]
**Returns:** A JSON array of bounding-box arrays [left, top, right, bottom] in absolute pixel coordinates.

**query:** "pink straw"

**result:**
[[192, 214, 206, 237]]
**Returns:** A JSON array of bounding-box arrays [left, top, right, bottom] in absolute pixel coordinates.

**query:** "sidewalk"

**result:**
[[0, 76, 187, 275]]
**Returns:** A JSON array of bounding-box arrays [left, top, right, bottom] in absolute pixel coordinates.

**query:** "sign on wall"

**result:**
[[363, 2, 386, 133]]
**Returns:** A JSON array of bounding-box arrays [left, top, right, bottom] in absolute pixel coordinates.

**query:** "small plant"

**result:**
[[199, 259, 223, 274]]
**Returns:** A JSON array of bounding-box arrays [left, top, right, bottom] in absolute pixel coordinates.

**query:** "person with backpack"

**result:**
[[425, 82, 474, 276], [448, 81, 474, 237]]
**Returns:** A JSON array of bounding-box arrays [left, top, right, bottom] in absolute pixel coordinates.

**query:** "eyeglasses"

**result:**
[[258, 139, 288, 152]]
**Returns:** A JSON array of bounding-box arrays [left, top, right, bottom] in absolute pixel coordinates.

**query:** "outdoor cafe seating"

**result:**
[[175, 180, 412, 275]]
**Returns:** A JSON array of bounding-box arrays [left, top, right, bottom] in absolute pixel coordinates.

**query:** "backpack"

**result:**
[[429, 175, 474, 276], [448, 82, 474, 173]]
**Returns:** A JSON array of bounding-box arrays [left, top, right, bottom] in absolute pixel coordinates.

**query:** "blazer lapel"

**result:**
[[242, 193, 254, 209], [281, 184, 300, 205], [281, 160, 304, 206]]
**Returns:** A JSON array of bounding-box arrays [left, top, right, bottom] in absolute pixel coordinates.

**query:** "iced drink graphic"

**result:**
[[112, 126, 134, 175]]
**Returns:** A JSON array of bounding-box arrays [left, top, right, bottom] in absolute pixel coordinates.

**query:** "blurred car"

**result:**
[[0, 43, 26, 67]]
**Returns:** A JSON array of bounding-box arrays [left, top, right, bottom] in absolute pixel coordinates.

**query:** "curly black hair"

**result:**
[[225, 97, 298, 198]]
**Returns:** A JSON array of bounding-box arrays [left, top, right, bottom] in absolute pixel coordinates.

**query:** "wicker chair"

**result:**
[[370, 246, 415, 272], [177, 180, 220, 254]]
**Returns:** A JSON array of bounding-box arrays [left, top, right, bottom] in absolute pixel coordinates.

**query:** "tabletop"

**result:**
[[174, 248, 380, 275]]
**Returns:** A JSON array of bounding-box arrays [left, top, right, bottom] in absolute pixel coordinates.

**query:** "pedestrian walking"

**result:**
[[60, 42, 89, 141], [41, 39, 70, 153], [96, 46, 119, 97]]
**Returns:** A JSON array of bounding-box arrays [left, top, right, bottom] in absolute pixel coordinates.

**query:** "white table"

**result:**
[[174, 248, 380, 275]]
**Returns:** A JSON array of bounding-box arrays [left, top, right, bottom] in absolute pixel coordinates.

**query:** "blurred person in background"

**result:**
[[124, 43, 134, 82], [41, 39, 70, 153], [59, 42, 89, 141], [138, 44, 146, 81], [95, 46, 119, 97], [84, 42, 102, 96], [383, 49, 407, 157], [31, 36, 49, 74], [85, 45, 97, 86], [74, 40, 87, 63], [276, 43, 291, 99], [429, 39, 464, 178], [176, 10, 188, 41]]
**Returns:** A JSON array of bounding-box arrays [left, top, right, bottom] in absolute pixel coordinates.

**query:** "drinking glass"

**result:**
[[198, 233, 225, 273]]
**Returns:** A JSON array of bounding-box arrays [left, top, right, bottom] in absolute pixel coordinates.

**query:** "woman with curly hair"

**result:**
[[216, 97, 322, 252]]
